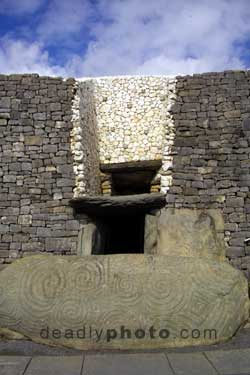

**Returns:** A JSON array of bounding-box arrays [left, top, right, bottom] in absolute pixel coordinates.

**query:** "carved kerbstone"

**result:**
[[0, 254, 248, 350]]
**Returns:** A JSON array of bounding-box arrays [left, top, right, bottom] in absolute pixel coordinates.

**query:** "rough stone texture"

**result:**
[[80, 76, 174, 164], [0, 356, 31, 375], [71, 81, 101, 197], [157, 208, 225, 260], [1, 71, 250, 280], [77, 223, 97, 256], [0, 254, 248, 350], [72, 76, 175, 197], [0, 74, 81, 261], [167, 71, 250, 279], [70, 72, 250, 280], [144, 214, 158, 255], [70, 193, 166, 215]]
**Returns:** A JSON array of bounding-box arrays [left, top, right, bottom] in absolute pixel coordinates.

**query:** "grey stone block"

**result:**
[[205, 348, 250, 374], [37, 227, 52, 237], [42, 145, 57, 153], [83, 354, 173, 375], [21, 162, 32, 171], [226, 246, 245, 257], [0, 97, 11, 109], [45, 238, 75, 252], [0, 356, 31, 375], [50, 103, 62, 111], [167, 353, 217, 375], [65, 220, 80, 231], [22, 242, 44, 252], [0, 225, 9, 233], [226, 197, 245, 208], [25, 356, 83, 375], [33, 113, 46, 121], [243, 118, 250, 132]]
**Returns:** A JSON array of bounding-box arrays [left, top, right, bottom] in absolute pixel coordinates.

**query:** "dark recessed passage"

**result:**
[[112, 171, 152, 195], [103, 214, 145, 254], [71, 159, 164, 256], [100, 159, 162, 196], [91, 213, 145, 255], [70, 193, 166, 255]]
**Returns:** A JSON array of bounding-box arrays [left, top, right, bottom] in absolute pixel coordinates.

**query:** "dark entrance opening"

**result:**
[[102, 214, 145, 254], [112, 171, 152, 195], [70, 160, 165, 256], [71, 193, 166, 256], [100, 160, 162, 196]]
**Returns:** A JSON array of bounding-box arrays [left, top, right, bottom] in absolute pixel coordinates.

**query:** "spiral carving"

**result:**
[[69, 259, 104, 294], [144, 269, 191, 316], [52, 296, 90, 330], [0, 254, 247, 350], [18, 260, 67, 319], [0, 285, 6, 307], [112, 272, 141, 305]]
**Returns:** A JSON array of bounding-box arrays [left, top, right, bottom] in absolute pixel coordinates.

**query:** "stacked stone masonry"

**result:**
[[0, 74, 81, 264], [1, 71, 250, 281], [168, 71, 250, 280], [71, 80, 100, 197]]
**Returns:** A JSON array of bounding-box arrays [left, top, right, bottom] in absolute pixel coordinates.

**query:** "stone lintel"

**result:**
[[69, 193, 166, 215], [100, 160, 162, 173]]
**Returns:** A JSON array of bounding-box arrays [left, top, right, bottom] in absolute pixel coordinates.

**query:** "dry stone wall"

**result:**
[[0, 74, 81, 266], [167, 71, 250, 279], [1, 71, 250, 281]]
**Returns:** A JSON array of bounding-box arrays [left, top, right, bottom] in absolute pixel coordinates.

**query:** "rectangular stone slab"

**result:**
[[157, 208, 225, 260], [83, 353, 173, 375], [167, 353, 217, 375], [0, 254, 248, 350], [25, 356, 83, 375], [69, 193, 166, 215], [205, 348, 250, 374], [0, 356, 31, 375]]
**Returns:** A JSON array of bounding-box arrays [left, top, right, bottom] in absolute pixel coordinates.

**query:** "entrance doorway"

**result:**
[[71, 160, 165, 256], [95, 213, 145, 255]]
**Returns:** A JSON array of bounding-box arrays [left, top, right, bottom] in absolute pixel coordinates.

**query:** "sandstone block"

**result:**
[[24, 136, 42, 146], [18, 215, 32, 225], [157, 208, 225, 259], [0, 119, 7, 126]]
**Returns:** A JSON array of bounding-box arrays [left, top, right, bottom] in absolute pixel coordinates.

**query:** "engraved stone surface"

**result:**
[[157, 208, 225, 260], [0, 254, 248, 350]]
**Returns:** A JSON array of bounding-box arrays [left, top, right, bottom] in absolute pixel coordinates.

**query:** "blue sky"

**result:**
[[0, 0, 249, 77]]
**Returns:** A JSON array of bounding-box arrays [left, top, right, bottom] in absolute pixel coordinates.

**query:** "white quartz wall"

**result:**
[[91, 76, 174, 163], [71, 76, 178, 196], [71, 81, 101, 197]]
